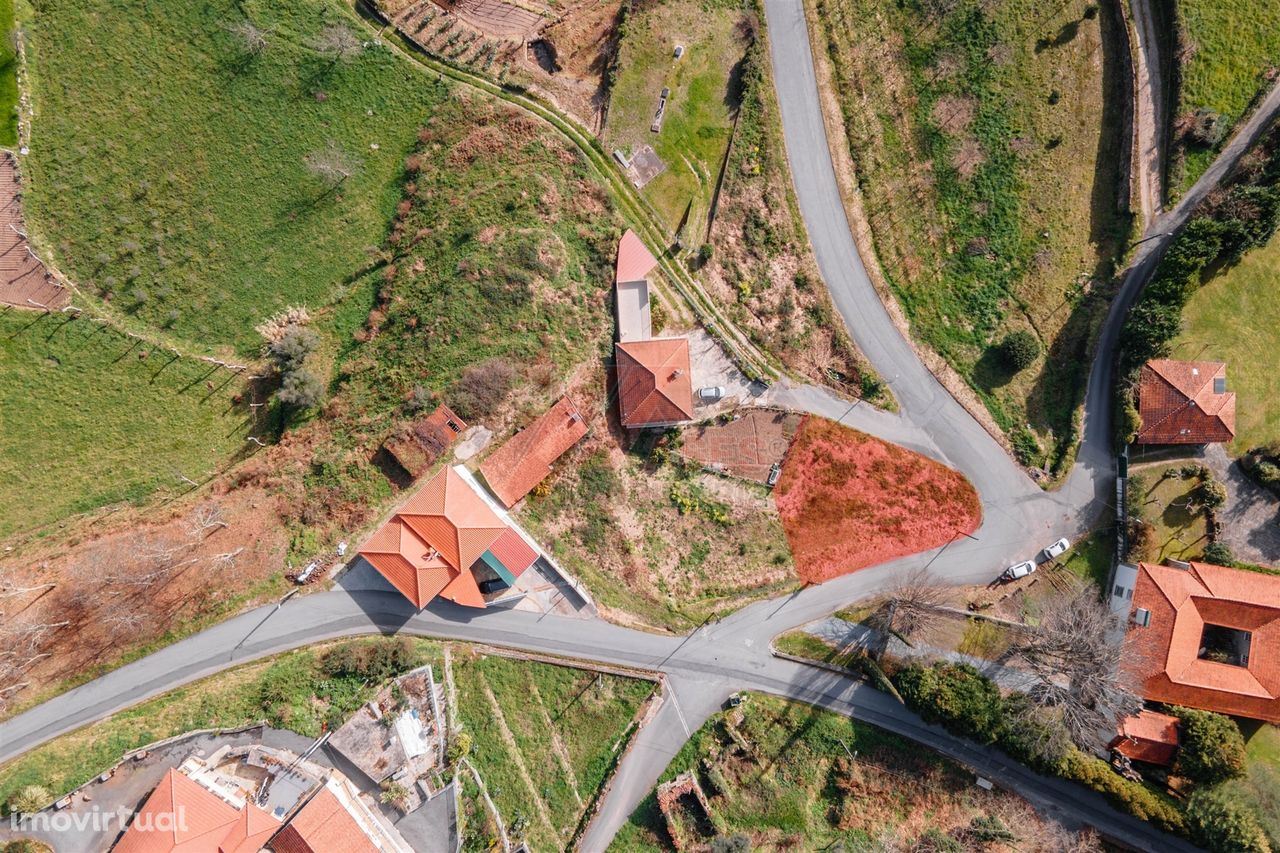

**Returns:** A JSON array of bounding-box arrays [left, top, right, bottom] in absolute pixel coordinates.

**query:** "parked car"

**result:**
[[1042, 537, 1071, 560], [698, 386, 725, 402], [478, 578, 509, 595], [1000, 560, 1036, 582], [766, 463, 782, 487]]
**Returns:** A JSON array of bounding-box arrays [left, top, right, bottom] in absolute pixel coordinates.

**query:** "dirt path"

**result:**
[[479, 680, 560, 841], [527, 680, 585, 809], [1129, 0, 1166, 224]]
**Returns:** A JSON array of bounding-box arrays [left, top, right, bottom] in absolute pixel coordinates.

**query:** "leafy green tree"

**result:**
[[1186, 787, 1271, 853], [1174, 708, 1247, 786], [1201, 542, 1235, 567], [1196, 479, 1228, 510]]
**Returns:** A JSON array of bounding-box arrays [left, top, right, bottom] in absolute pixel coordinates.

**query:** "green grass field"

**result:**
[[609, 694, 1091, 851], [810, 0, 1132, 471], [0, 310, 255, 538], [0, 0, 18, 146], [1173, 230, 1280, 452], [605, 0, 747, 238], [19, 0, 450, 354], [1174, 0, 1280, 190], [450, 652, 654, 852]]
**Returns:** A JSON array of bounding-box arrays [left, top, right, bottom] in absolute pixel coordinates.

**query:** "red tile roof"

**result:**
[[112, 769, 279, 853], [1110, 710, 1180, 766], [1123, 561, 1280, 722], [268, 788, 379, 853], [615, 338, 694, 428], [488, 527, 538, 578], [1137, 360, 1236, 444], [615, 229, 659, 284], [358, 467, 510, 610], [382, 404, 466, 479], [480, 397, 589, 507]]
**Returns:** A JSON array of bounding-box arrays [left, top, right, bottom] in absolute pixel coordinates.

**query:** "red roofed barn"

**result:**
[[1123, 561, 1280, 723], [615, 338, 694, 428], [1136, 359, 1236, 444], [480, 396, 588, 507], [358, 467, 538, 609]]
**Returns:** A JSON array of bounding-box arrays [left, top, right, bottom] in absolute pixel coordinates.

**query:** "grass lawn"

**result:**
[[604, 0, 747, 238], [19, 0, 450, 354], [808, 0, 1132, 470], [773, 630, 863, 671], [1058, 525, 1115, 591], [0, 0, 17, 146], [608, 693, 1099, 851], [1130, 468, 1210, 563], [1219, 723, 1280, 848], [450, 651, 655, 852], [1173, 0, 1280, 191], [1173, 230, 1280, 453], [0, 310, 255, 538]]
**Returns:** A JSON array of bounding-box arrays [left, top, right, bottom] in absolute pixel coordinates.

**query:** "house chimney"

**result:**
[[670, 369, 684, 380]]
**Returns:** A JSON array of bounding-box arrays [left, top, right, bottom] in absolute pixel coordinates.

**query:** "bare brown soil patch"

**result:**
[[0, 153, 70, 310], [773, 416, 981, 584], [679, 409, 801, 483]]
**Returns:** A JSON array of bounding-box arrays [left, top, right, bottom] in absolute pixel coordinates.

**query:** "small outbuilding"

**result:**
[[480, 396, 588, 507]]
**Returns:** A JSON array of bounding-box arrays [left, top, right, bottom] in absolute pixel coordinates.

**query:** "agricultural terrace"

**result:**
[[774, 416, 981, 584], [452, 651, 655, 852], [0, 637, 653, 853], [808, 0, 1133, 471], [1173, 0, 1280, 191], [0, 311, 257, 539], [605, 0, 746, 239], [19, 0, 450, 353], [608, 694, 1106, 851], [1172, 229, 1280, 453], [520, 431, 797, 633]]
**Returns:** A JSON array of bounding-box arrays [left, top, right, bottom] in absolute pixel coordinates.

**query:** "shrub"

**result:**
[[448, 731, 473, 763], [996, 694, 1071, 774], [268, 325, 319, 370], [1011, 427, 1042, 466], [1195, 479, 1227, 510], [320, 637, 417, 681], [997, 330, 1040, 371], [275, 367, 325, 409], [914, 827, 962, 852], [710, 836, 751, 853], [448, 358, 516, 420], [893, 662, 1003, 744], [1185, 788, 1271, 853], [1201, 542, 1235, 567], [7, 786, 51, 815], [1174, 708, 1247, 786], [1059, 750, 1186, 834], [966, 814, 1016, 843]]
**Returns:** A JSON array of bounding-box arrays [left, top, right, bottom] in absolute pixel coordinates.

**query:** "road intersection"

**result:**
[[5, 0, 1280, 849]]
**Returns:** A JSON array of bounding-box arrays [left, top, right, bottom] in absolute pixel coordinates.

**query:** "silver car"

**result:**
[[698, 386, 725, 402], [1042, 537, 1070, 560], [1001, 560, 1036, 582]]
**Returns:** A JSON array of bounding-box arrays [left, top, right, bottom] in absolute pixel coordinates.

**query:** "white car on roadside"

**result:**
[[1042, 537, 1070, 560], [1001, 560, 1036, 582]]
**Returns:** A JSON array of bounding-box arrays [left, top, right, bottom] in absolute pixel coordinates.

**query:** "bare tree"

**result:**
[[185, 503, 228, 540], [868, 566, 948, 642], [0, 567, 55, 599], [226, 18, 273, 56], [0, 619, 70, 711], [310, 22, 363, 65], [1007, 587, 1140, 746], [304, 141, 359, 189]]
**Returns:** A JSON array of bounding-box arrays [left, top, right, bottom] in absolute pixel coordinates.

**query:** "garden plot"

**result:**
[[679, 409, 800, 483]]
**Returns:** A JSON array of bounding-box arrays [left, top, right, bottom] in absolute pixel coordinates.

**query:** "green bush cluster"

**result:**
[[1201, 541, 1236, 566], [1242, 445, 1280, 498], [1059, 750, 1187, 834], [997, 330, 1041, 371], [1186, 787, 1273, 853], [1172, 707, 1248, 786], [892, 662, 1004, 744], [320, 636, 419, 681]]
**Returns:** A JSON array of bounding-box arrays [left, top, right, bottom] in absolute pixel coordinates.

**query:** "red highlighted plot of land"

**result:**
[[774, 416, 981, 584]]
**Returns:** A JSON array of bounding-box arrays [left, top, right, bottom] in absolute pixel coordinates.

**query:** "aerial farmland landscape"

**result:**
[[1, 0, 1280, 851]]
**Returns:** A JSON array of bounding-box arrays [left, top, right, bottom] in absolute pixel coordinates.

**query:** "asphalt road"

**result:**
[[5, 1, 1280, 850]]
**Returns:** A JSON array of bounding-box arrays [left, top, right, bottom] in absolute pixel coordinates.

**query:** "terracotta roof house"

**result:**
[[615, 338, 694, 428], [269, 785, 383, 853], [615, 229, 660, 343], [358, 466, 538, 609], [1110, 710, 1181, 766], [480, 397, 589, 507], [1136, 359, 1236, 444], [1123, 561, 1280, 723], [111, 768, 279, 853]]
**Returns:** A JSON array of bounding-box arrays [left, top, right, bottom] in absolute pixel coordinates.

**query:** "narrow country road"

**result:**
[[5, 1, 1280, 850]]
